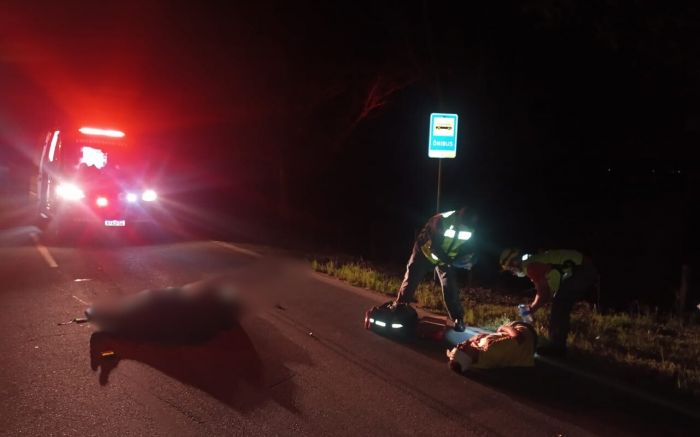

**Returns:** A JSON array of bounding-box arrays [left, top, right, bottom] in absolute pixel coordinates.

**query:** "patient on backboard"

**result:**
[[446, 321, 536, 373]]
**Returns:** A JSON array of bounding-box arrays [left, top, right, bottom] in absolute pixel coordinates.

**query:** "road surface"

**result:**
[[0, 227, 696, 436]]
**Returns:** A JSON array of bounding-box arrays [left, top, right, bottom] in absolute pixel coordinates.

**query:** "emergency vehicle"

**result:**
[[37, 126, 163, 239]]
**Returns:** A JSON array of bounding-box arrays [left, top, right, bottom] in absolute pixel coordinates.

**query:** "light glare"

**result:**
[[457, 231, 472, 240], [142, 190, 157, 201], [79, 127, 125, 138], [48, 131, 59, 162], [56, 183, 84, 201], [80, 146, 108, 169]]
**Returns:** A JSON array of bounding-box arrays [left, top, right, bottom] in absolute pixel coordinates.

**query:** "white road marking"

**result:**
[[72, 295, 91, 305], [30, 234, 58, 268], [210, 240, 262, 258]]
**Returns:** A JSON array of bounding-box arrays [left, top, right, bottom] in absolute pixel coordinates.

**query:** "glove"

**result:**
[[518, 304, 534, 323], [452, 254, 476, 270]]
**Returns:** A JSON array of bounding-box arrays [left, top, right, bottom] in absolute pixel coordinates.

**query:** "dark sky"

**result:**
[[2, 1, 699, 305]]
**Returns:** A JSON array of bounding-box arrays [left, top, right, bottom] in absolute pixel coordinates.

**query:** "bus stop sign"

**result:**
[[428, 113, 458, 158]]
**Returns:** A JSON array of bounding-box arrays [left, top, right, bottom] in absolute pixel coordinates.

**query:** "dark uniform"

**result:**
[[395, 210, 476, 324], [521, 250, 599, 349]]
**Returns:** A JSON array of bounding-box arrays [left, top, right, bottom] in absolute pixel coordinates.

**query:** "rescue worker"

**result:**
[[392, 208, 477, 332], [500, 248, 599, 356]]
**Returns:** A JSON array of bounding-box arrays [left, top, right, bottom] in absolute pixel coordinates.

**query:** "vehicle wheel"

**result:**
[[35, 203, 50, 230]]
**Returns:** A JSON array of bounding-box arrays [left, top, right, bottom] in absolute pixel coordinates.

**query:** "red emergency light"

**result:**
[[78, 127, 125, 138]]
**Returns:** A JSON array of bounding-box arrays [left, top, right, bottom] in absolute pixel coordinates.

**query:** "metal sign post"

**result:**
[[428, 113, 458, 212], [436, 159, 442, 212]]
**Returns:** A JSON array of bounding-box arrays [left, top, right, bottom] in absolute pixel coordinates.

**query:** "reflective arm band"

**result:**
[[457, 231, 472, 240]]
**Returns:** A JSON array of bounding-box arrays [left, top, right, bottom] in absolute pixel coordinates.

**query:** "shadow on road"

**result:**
[[0, 225, 42, 247], [89, 318, 311, 413], [464, 362, 700, 436], [385, 331, 698, 436]]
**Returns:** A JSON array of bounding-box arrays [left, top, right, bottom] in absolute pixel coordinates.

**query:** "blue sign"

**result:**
[[428, 113, 458, 158]]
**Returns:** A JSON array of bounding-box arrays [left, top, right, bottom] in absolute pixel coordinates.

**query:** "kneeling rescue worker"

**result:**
[[500, 248, 599, 356], [392, 207, 477, 332]]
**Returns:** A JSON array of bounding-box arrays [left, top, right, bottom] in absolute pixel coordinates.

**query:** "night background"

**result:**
[[2, 1, 699, 309]]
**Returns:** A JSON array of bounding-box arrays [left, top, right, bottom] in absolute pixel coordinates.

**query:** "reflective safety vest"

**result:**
[[522, 250, 584, 293], [420, 210, 474, 265]]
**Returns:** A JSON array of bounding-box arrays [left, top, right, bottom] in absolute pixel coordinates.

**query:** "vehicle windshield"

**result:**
[[61, 140, 142, 179]]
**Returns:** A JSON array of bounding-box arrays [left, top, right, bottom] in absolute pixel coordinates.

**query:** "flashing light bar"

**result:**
[[78, 127, 125, 138]]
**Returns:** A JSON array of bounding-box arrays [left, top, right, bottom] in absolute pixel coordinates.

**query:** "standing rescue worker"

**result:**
[[393, 208, 477, 332], [500, 248, 599, 356]]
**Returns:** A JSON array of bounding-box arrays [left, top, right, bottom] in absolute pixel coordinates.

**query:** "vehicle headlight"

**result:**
[[56, 183, 85, 201], [142, 189, 157, 202]]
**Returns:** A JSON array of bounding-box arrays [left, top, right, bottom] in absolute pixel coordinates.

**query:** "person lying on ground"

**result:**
[[446, 321, 536, 373]]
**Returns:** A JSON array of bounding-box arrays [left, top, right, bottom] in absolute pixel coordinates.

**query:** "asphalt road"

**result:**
[[0, 227, 697, 436]]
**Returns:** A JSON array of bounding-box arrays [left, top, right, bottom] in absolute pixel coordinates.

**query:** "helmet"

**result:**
[[499, 248, 521, 271]]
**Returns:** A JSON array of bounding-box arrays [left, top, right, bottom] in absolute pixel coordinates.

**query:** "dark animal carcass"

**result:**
[[85, 280, 240, 343]]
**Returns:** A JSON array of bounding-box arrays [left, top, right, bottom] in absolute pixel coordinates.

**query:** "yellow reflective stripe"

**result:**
[[546, 270, 562, 293], [457, 231, 472, 240], [444, 229, 456, 238], [440, 210, 455, 218]]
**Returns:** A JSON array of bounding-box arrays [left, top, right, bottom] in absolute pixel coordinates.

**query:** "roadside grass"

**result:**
[[310, 258, 700, 402]]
